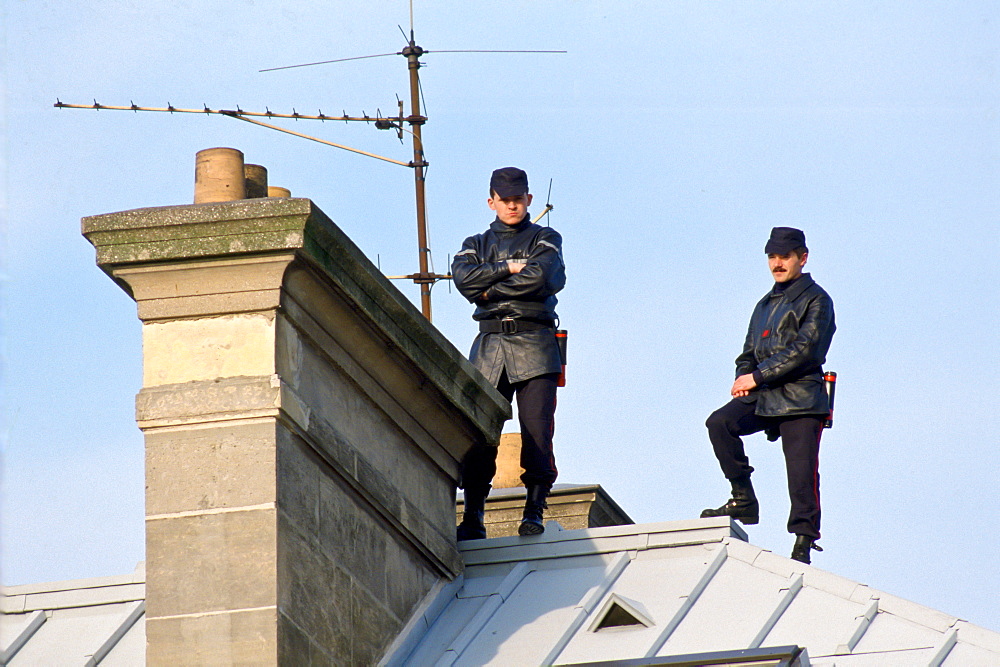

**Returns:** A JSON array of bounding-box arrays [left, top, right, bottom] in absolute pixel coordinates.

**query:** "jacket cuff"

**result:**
[[752, 369, 765, 386]]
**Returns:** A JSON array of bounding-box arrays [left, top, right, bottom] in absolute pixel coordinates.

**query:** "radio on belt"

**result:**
[[556, 330, 568, 387], [823, 371, 837, 429]]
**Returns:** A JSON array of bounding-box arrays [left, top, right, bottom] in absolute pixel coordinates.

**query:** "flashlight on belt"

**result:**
[[823, 371, 837, 429], [556, 330, 568, 387]]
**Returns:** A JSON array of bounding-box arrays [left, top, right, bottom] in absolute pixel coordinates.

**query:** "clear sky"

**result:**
[[3, 0, 998, 633]]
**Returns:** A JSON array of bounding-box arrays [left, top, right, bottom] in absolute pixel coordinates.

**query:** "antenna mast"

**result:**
[[402, 32, 434, 320], [56, 11, 563, 323]]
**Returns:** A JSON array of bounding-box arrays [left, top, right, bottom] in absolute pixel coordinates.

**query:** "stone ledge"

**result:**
[[82, 198, 312, 265], [85, 198, 509, 448], [136, 375, 281, 428], [115, 254, 293, 321]]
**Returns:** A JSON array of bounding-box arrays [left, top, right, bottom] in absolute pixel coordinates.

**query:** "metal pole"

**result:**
[[403, 39, 432, 321]]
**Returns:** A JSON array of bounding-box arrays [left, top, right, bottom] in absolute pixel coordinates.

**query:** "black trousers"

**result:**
[[461, 372, 559, 493], [706, 398, 824, 538]]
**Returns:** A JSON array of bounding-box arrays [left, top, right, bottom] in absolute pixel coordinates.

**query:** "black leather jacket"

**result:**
[[452, 216, 566, 385], [736, 273, 836, 417]]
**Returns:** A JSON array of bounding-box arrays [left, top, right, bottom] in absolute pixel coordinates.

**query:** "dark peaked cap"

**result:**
[[764, 227, 808, 254], [490, 167, 529, 198]]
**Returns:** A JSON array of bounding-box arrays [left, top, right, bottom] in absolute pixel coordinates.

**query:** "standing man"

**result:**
[[452, 167, 566, 540], [701, 227, 835, 564]]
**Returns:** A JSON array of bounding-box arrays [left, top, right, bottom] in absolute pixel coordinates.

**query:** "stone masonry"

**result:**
[[83, 197, 509, 664]]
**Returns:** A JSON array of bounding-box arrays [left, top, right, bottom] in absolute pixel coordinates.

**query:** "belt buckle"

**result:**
[[501, 318, 516, 334]]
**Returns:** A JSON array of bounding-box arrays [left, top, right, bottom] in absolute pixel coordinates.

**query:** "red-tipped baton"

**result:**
[[556, 330, 568, 387], [823, 371, 837, 429]]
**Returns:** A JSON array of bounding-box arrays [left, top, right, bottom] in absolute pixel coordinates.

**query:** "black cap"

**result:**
[[490, 167, 529, 198], [764, 227, 808, 254]]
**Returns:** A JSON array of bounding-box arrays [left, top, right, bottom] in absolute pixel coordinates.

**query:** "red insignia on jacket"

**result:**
[[762, 329, 770, 337]]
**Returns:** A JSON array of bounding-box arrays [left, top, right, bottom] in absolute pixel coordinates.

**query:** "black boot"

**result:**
[[457, 486, 490, 541], [700, 476, 759, 525], [790, 535, 823, 564], [518, 485, 548, 536]]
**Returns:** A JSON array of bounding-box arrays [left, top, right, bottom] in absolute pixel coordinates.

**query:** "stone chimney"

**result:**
[[82, 152, 509, 664], [492, 432, 528, 489]]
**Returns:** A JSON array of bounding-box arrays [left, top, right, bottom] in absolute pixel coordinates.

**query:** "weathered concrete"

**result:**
[[84, 197, 509, 665]]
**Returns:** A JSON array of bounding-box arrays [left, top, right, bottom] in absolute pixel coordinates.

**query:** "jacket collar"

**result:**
[[490, 215, 531, 233], [772, 272, 815, 300]]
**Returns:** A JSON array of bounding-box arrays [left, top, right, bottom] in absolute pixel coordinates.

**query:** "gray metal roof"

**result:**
[[381, 518, 1000, 666], [5, 521, 999, 665], [1, 563, 145, 665]]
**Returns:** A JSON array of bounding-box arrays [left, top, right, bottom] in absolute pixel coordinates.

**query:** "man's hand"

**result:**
[[731, 373, 758, 397], [478, 261, 525, 301]]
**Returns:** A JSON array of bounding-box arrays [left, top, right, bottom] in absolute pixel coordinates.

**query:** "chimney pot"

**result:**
[[194, 147, 246, 203], [244, 164, 269, 198], [494, 433, 526, 489]]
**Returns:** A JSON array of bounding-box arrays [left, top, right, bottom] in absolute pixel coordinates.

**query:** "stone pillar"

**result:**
[[83, 197, 509, 665]]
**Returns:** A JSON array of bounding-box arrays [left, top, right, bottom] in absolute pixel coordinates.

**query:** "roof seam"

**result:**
[[835, 598, 879, 655], [643, 544, 729, 657], [0, 609, 45, 664], [2, 578, 145, 596], [953, 620, 1000, 652], [542, 552, 633, 665], [928, 627, 959, 666], [749, 573, 803, 649], [461, 536, 730, 566], [458, 519, 736, 551], [377, 575, 465, 666], [15, 596, 146, 613], [442, 563, 531, 663], [838, 645, 942, 655], [86, 600, 145, 666]]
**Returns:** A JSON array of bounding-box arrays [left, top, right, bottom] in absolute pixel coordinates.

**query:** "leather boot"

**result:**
[[518, 485, 549, 536], [699, 476, 759, 525], [790, 535, 823, 564], [456, 486, 490, 541]]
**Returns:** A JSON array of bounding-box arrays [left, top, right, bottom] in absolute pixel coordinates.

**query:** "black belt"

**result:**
[[479, 319, 554, 334]]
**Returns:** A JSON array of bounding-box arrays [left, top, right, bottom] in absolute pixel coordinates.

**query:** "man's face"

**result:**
[[488, 192, 533, 226], [768, 251, 807, 283]]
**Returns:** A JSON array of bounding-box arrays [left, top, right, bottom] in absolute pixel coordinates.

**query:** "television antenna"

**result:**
[[55, 12, 564, 322]]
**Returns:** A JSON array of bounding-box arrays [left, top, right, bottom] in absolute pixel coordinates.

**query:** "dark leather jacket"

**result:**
[[736, 273, 836, 417], [452, 216, 566, 385]]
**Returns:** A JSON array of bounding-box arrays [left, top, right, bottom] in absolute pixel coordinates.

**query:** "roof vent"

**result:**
[[590, 594, 654, 632]]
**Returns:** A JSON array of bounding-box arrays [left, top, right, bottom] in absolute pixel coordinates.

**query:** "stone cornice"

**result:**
[[82, 198, 509, 446]]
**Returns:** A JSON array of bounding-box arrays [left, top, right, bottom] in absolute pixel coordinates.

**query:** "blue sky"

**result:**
[[3, 1, 998, 632]]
